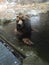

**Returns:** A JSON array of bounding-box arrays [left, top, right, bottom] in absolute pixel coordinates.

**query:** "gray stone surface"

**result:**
[[0, 42, 20, 65]]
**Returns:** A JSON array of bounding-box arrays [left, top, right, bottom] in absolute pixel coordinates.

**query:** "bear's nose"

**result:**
[[18, 20, 23, 25]]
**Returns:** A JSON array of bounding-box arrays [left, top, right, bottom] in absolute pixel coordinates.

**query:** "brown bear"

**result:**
[[16, 13, 33, 45]]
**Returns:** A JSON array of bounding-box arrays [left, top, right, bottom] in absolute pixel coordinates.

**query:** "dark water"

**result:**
[[30, 11, 49, 63], [0, 10, 49, 64]]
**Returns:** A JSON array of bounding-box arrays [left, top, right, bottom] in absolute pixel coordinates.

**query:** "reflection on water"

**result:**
[[30, 15, 40, 27]]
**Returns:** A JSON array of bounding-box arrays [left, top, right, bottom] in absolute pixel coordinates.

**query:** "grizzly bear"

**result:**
[[16, 13, 33, 45]]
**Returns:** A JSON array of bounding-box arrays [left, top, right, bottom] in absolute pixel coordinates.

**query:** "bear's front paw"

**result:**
[[22, 38, 33, 45]]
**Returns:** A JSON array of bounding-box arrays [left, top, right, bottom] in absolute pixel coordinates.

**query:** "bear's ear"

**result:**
[[25, 15, 29, 17], [24, 15, 30, 20]]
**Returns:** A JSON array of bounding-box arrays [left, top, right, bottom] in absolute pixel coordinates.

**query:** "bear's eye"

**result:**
[[22, 19, 25, 22]]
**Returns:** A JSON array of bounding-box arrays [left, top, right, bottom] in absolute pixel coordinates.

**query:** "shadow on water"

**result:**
[[31, 12, 49, 63], [30, 30, 49, 63]]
